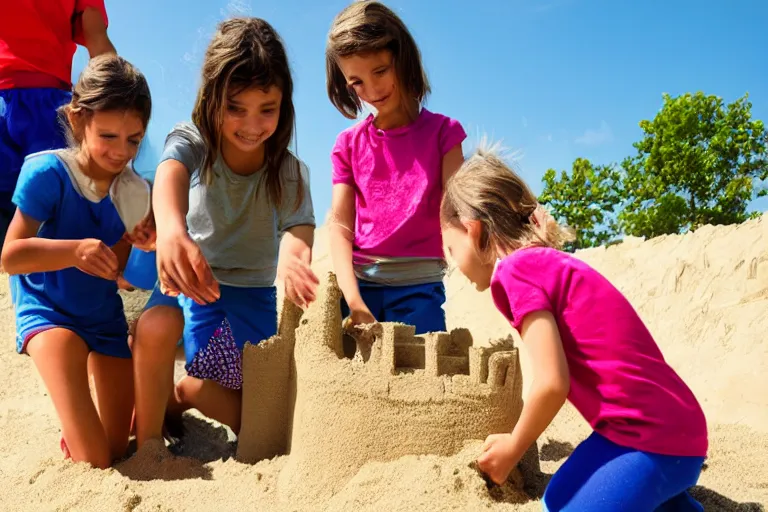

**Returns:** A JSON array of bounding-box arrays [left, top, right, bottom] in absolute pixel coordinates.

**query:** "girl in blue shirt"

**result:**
[[1, 54, 153, 469]]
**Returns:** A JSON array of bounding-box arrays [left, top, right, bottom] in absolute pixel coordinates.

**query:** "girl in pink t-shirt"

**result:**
[[440, 147, 708, 511], [325, 1, 466, 335]]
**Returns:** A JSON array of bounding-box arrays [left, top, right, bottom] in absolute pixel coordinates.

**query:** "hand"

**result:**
[[347, 302, 376, 327], [74, 239, 119, 280], [278, 255, 319, 309], [124, 214, 157, 251], [476, 433, 518, 485], [155, 228, 219, 305]]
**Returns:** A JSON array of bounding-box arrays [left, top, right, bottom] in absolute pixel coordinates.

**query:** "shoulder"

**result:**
[[334, 116, 371, 146], [491, 247, 564, 297], [281, 151, 310, 181], [20, 150, 67, 181], [165, 121, 204, 148], [420, 109, 464, 131]]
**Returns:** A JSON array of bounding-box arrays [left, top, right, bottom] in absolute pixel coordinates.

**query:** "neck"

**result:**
[[76, 150, 117, 195], [373, 98, 419, 131], [221, 139, 266, 176]]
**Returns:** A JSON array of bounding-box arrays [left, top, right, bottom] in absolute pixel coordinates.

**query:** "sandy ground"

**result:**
[[0, 215, 766, 511]]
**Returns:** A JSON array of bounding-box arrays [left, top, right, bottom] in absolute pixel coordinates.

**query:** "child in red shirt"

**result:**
[[0, 0, 116, 247]]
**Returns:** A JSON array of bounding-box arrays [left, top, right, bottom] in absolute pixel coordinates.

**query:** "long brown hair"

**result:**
[[441, 143, 574, 259], [192, 17, 303, 211], [325, 0, 430, 120], [61, 54, 152, 147]]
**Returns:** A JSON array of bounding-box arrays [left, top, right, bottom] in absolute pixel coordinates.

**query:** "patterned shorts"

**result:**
[[185, 318, 243, 390]]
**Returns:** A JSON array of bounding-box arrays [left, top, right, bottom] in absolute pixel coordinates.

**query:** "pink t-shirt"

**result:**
[[331, 108, 466, 263], [491, 246, 708, 457]]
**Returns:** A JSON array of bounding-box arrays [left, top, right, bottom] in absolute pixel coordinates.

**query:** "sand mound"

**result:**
[[0, 215, 766, 510]]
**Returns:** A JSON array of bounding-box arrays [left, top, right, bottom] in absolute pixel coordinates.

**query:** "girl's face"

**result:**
[[221, 86, 282, 156], [80, 110, 145, 175], [442, 222, 495, 292], [337, 50, 401, 118]]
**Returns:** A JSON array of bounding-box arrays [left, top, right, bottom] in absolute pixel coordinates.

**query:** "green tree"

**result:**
[[619, 92, 768, 238], [539, 158, 622, 251]]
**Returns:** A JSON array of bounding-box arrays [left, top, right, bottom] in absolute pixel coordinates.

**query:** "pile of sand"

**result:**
[[0, 215, 766, 511]]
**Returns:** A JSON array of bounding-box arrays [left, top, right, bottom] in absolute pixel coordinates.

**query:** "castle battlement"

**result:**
[[235, 272, 533, 506]]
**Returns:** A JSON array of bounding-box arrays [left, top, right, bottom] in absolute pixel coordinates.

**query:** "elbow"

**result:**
[[85, 34, 116, 58], [550, 378, 570, 401], [535, 376, 569, 403], [1, 246, 19, 275]]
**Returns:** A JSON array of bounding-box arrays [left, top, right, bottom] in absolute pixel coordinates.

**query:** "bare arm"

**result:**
[[79, 7, 116, 57], [277, 225, 318, 307], [477, 310, 570, 484], [279, 224, 314, 266], [1, 209, 118, 279], [1, 210, 79, 274], [153, 159, 190, 239], [441, 143, 465, 187], [329, 184, 365, 310], [152, 158, 219, 304], [504, 311, 570, 459]]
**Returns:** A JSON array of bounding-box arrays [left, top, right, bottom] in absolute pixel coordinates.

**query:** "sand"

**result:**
[[1, 214, 767, 511]]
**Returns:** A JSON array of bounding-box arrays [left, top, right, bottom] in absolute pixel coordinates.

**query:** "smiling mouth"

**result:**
[[236, 133, 263, 144], [371, 95, 390, 105]]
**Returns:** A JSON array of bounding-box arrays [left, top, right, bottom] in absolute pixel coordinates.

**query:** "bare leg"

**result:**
[[175, 376, 242, 434], [132, 306, 183, 448], [26, 328, 112, 468], [88, 352, 134, 460]]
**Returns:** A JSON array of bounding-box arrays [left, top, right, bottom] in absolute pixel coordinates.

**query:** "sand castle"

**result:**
[[236, 272, 534, 503]]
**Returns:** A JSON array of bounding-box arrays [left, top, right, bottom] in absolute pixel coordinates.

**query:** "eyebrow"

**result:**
[[227, 98, 279, 108], [99, 129, 144, 138]]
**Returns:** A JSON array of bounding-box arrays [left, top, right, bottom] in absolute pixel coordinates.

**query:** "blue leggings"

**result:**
[[543, 432, 705, 512]]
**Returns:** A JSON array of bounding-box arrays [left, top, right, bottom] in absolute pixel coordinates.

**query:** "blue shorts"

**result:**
[[0, 88, 71, 242], [542, 432, 706, 512], [341, 281, 447, 334], [14, 296, 130, 360], [144, 283, 278, 387]]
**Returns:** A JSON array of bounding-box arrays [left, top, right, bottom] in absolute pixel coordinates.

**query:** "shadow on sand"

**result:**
[[115, 413, 235, 482]]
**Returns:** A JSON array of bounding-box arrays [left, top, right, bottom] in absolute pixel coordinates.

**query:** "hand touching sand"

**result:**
[[476, 433, 518, 485]]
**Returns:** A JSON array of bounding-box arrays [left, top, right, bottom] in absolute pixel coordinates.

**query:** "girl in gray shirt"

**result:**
[[131, 17, 318, 447]]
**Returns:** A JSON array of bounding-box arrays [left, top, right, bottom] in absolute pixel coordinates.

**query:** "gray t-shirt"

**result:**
[[160, 122, 315, 288]]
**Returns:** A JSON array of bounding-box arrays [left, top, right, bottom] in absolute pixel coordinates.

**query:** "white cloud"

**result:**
[[521, 116, 528, 128], [221, 0, 252, 17], [575, 121, 613, 146]]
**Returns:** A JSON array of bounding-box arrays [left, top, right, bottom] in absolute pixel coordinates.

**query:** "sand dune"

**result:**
[[0, 215, 766, 511]]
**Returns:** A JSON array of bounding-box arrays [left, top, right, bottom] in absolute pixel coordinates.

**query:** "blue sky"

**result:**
[[74, 0, 768, 218]]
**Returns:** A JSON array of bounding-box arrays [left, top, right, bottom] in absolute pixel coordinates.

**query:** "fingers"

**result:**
[[285, 278, 303, 309], [99, 243, 119, 272], [82, 257, 115, 280], [187, 251, 219, 303], [282, 260, 318, 307], [168, 259, 209, 305]]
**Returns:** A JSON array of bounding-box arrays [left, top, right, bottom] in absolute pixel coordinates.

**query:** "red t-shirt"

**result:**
[[0, 0, 108, 90], [491, 246, 708, 457]]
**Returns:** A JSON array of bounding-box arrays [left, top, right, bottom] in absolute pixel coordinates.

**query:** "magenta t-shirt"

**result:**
[[491, 246, 708, 457], [331, 108, 466, 262]]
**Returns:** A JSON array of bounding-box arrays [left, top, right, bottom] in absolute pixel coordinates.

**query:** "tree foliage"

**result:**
[[539, 158, 622, 251], [619, 92, 767, 238], [538, 92, 767, 246]]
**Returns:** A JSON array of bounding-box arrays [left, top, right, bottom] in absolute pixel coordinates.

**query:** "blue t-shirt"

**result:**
[[11, 151, 127, 334]]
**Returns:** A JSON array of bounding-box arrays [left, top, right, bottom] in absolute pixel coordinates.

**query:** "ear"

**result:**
[[462, 219, 483, 245], [66, 109, 85, 143]]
